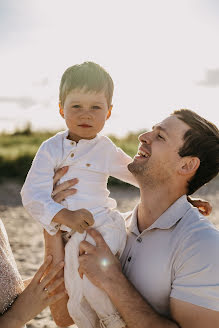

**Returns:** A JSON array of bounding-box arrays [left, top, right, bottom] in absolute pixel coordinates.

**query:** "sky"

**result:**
[[0, 0, 219, 137]]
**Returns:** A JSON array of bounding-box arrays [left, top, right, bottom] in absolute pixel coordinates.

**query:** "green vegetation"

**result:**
[[0, 127, 143, 185]]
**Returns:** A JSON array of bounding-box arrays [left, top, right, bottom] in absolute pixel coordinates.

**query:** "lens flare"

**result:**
[[100, 258, 109, 267]]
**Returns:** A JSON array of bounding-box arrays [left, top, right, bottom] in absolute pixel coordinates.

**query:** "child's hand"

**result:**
[[53, 208, 94, 233], [71, 208, 95, 233], [188, 197, 212, 216]]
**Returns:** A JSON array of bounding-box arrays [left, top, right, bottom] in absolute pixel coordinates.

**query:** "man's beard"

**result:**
[[128, 159, 172, 188], [128, 160, 146, 176], [128, 160, 157, 188]]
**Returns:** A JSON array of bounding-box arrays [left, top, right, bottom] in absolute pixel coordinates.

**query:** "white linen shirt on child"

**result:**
[[21, 130, 137, 235]]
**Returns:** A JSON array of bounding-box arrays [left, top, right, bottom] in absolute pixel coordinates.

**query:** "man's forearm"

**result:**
[[104, 272, 179, 328]]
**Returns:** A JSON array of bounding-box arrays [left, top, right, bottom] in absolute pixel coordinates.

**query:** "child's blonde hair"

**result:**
[[59, 62, 114, 107]]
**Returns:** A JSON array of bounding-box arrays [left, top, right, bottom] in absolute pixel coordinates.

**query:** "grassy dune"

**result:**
[[0, 128, 142, 183]]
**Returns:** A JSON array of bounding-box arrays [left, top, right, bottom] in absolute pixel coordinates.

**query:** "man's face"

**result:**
[[128, 115, 190, 187]]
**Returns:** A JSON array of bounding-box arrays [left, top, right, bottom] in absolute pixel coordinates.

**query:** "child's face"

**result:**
[[60, 89, 111, 142]]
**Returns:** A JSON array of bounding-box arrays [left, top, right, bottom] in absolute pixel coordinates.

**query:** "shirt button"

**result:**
[[127, 256, 132, 262], [71, 141, 76, 146], [70, 153, 74, 158], [137, 237, 142, 243]]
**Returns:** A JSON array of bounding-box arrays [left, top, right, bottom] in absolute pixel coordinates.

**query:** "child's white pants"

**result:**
[[64, 209, 127, 328]]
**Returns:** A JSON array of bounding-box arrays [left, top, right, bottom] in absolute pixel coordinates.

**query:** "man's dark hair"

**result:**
[[172, 109, 219, 195]]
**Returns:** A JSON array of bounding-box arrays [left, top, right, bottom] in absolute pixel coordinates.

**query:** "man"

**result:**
[[47, 109, 219, 327]]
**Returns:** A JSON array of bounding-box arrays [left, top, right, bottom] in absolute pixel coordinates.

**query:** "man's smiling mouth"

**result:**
[[137, 149, 150, 158]]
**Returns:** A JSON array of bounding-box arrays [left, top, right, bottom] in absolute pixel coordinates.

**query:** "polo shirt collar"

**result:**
[[127, 195, 191, 235], [63, 130, 99, 146], [127, 205, 140, 235]]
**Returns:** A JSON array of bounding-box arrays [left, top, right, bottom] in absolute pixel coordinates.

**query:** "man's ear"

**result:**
[[59, 103, 64, 118], [106, 105, 113, 120], [178, 157, 200, 176]]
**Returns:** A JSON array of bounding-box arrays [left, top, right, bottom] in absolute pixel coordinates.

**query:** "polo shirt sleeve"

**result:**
[[20, 140, 64, 235], [106, 140, 139, 188], [171, 225, 219, 311]]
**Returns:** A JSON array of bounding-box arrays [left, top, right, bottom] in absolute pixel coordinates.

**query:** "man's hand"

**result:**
[[78, 229, 122, 289], [52, 166, 78, 203], [52, 166, 95, 233]]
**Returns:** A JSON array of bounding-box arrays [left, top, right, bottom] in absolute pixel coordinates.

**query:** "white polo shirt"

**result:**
[[121, 195, 219, 317]]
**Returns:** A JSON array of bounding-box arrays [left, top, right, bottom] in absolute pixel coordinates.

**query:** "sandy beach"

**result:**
[[0, 177, 218, 327]]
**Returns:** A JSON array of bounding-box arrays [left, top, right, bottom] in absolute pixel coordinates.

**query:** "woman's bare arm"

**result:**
[[0, 256, 65, 328], [23, 278, 32, 288]]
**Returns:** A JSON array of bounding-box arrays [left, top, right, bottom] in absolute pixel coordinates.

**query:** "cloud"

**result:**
[[0, 1, 33, 46], [197, 68, 219, 87], [0, 96, 37, 108], [32, 77, 49, 87]]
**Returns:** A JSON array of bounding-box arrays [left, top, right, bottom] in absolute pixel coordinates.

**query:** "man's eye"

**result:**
[[72, 105, 81, 109], [158, 134, 165, 140]]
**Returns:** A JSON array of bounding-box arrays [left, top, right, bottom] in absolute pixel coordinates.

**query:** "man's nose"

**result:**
[[138, 131, 153, 144]]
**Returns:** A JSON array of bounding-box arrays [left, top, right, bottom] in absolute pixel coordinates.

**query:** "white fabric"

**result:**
[[21, 130, 137, 328], [121, 196, 219, 316], [65, 210, 126, 328], [21, 130, 137, 234]]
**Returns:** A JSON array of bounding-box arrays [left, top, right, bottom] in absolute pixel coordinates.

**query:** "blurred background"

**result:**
[[0, 0, 219, 181], [0, 1, 219, 327], [0, 0, 219, 136]]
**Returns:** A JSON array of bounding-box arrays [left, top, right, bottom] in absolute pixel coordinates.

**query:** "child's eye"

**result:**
[[72, 105, 81, 109], [92, 106, 101, 110]]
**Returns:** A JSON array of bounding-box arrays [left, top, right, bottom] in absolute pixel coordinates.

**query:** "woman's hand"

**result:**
[[188, 196, 212, 216], [0, 256, 65, 328], [15, 256, 65, 325], [52, 166, 78, 203]]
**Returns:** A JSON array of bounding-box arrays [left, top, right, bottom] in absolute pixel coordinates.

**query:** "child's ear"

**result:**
[[178, 157, 200, 176], [106, 105, 113, 120], [59, 103, 64, 118]]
